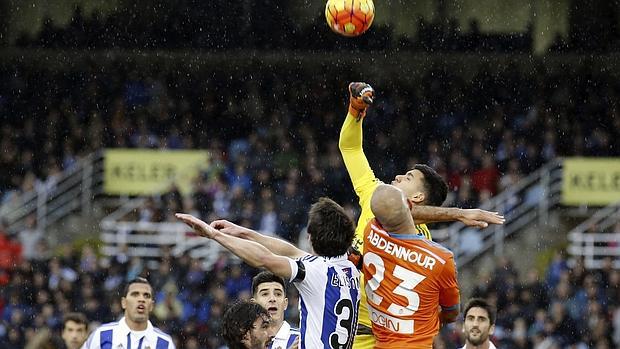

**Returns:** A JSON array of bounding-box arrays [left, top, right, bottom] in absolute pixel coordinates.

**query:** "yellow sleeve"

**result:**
[[415, 224, 432, 240], [338, 112, 379, 203], [338, 111, 380, 250]]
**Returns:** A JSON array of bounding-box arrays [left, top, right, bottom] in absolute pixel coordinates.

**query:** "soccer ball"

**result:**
[[325, 0, 375, 37]]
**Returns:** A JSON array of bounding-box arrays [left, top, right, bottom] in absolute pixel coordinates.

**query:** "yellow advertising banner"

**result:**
[[104, 149, 209, 195], [562, 158, 620, 205]]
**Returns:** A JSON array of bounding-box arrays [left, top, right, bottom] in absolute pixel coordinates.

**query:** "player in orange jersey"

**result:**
[[363, 184, 460, 348], [341, 82, 504, 349]]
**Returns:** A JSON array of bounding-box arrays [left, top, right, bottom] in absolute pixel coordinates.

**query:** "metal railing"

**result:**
[[0, 152, 105, 232], [567, 201, 620, 269], [99, 219, 222, 269], [98, 156, 620, 270], [432, 159, 565, 267], [99, 170, 222, 269], [0, 147, 220, 268], [7, 151, 616, 271], [100, 159, 566, 270]]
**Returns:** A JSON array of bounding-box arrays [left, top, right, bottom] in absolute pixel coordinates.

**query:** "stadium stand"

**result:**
[[1, 2, 619, 348]]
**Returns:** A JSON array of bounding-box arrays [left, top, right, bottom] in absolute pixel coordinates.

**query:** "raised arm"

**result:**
[[411, 206, 505, 228], [176, 214, 293, 279], [338, 83, 379, 202], [211, 220, 308, 259]]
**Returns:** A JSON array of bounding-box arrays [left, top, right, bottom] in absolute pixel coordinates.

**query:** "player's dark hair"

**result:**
[[122, 277, 152, 297], [464, 298, 496, 325], [63, 312, 88, 329], [413, 164, 448, 206], [252, 271, 287, 296], [307, 197, 355, 257], [221, 300, 270, 349]]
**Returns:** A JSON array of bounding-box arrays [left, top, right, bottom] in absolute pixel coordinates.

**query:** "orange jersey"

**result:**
[[362, 219, 460, 349]]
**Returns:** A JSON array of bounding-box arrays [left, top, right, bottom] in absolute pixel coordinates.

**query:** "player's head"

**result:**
[[121, 277, 154, 325], [61, 312, 88, 349], [307, 197, 355, 257], [370, 184, 415, 232], [251, 271, 288, 327], [392, 164, 448, 207], [222, 300, 272, 349], [462, 298, 496, 346]]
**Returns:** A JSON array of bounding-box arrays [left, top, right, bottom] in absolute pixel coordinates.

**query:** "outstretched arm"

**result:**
[[411, 206, 505, 228], [339, 83, 379, 203], [211, 220, 308, 259], [176, 214, 293, 279]]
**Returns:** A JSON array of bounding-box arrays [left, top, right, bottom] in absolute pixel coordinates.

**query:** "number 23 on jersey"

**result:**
[[363, 251, 426, 335]]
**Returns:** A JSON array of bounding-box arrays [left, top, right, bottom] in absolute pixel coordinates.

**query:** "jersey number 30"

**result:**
[[364, 251, 426, 317], [330, 298, 358, 349]]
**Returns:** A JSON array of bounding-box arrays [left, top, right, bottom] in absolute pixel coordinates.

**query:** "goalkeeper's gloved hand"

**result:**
[[347, 245, 363, 271], [348, 82, 374, 121]]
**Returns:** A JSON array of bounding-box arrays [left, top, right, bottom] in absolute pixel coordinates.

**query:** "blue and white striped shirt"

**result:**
[[288, 254, 360, 349], [268, 320, 300, 349], [81, 317, 175, 349]]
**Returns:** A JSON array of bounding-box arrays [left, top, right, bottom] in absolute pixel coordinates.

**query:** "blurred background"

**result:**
[[0, 0, 619, 348]]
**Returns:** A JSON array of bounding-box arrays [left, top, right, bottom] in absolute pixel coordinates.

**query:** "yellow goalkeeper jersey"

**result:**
[[339, 112, 432, 332]]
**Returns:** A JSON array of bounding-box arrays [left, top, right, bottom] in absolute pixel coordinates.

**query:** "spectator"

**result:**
[[224, 264, 252, 299], [153, 283, 183, 323], [258, 200, 278, 236], [17, 214, 43, 260], [0, 221, 21, 273], [472, 154, 500, 196], [61, 312, 88, 349]]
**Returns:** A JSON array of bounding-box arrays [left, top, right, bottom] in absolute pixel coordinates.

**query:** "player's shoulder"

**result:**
[[94, 320, 120, 332], [418, 239, 455, 259], [298, 254, 320, 263], [332, 254, 359, 268], [153, 326, 173, 341], [83, 321, 118, 347], [289, 325, 300, 335]]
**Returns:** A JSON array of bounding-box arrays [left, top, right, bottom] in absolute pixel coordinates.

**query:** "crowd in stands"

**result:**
[[1, 59, 618, 238], [7, 4, 619, 52]]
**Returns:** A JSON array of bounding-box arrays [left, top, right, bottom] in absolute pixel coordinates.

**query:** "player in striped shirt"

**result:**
[[176, 197, 360, 349], [251, 271, 300, 349], [81, 277, 175, 349]]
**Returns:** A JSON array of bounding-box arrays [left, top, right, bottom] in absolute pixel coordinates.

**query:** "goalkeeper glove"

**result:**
[[347, 245, 363, 271], [348, 82, 374, 121]]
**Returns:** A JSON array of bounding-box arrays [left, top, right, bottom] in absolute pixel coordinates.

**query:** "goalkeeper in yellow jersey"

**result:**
[[341, 82, 505, 349]]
